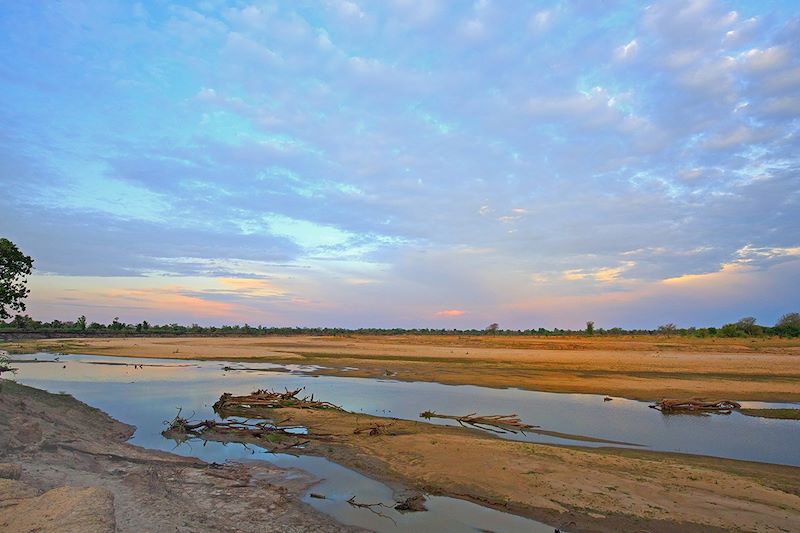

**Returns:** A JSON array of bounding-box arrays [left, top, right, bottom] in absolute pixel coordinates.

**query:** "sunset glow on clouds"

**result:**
[[1, 0, 799, 328]]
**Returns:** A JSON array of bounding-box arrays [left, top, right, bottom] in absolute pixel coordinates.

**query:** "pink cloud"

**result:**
[[435, 309, 466, 317]]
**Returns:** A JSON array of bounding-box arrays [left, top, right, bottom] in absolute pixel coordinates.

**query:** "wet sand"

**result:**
[[197, 405, 800, 532], [5, 335, 800, 401]]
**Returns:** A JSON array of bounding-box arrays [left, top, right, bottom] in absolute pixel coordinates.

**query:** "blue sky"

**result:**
[[1, 0, 798, 328]]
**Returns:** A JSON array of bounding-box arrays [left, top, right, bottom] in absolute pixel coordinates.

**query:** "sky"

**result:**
[[1, 0, 799, 329]]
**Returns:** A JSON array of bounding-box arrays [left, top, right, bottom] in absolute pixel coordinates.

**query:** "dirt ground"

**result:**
[[0, 380, 357, 533], [6, 335, 800, 401], [196, 404, 800, 533]]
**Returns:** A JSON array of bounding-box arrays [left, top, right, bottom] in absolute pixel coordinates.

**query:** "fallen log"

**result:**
[[213, 387, 342, 414], [161, 409, 319, 451], [650, 398, 741, 414], [419, 411, 539, 434]]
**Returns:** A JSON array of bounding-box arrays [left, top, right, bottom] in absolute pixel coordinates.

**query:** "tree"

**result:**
[[776, 312, 800, 329], [735, 316, 759, 336], [0, 238, 34, 319], [775, 313, 800, 337], [485, 323, 499, 333], [658, 323, 677, 336], [76, 315, 87, 331], [585, 321, 594, 336]]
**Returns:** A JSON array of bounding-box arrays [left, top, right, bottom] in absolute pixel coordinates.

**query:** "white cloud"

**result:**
[[740, 46, 790, 72], [615, 39, 638, 61]]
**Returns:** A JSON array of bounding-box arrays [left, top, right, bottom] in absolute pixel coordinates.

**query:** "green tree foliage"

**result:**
[[0, 238, 34, 319], [585, 321, 594, 335], [718, 317, 763, 337], [775, 312, 800, 337], [1, 312, 799, 337]]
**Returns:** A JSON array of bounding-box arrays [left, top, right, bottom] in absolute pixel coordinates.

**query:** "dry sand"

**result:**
[[6, 335, 800, 401]]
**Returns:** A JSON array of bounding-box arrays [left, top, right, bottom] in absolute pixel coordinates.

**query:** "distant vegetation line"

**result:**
[[1, 313, 799, 338], [2, 239, 799, 339]]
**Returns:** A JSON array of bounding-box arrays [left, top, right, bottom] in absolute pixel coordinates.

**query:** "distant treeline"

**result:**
[[1, 313, 799, 338]]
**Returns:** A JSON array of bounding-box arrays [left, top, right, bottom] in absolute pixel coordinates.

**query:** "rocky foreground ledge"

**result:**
[[0, 380, 358, 533]]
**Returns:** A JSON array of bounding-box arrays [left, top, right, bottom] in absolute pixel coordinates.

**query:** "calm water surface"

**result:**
[[11, 353, 800, 465]]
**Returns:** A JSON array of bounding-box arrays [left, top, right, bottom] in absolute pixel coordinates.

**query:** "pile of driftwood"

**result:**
[[213, 387, 342, 415], [162, 410, 319, 451], [419, 411, 538, 434], [650, 398, 742, 414]]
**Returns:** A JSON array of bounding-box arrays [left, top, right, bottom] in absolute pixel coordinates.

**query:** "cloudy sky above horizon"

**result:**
[[1, 0, 799, 329]]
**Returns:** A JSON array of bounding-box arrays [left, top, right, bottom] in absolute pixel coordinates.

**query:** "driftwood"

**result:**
[[353, 422, 395, 436], [346, 496, 397, 524], [213, 388, 342, 414], [650, 398, 742, 414], [419, 411, 539, 434], [162, 409, 317, 451]]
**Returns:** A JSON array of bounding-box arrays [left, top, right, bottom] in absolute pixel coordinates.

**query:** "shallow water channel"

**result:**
[[9, 352, 800, 531]]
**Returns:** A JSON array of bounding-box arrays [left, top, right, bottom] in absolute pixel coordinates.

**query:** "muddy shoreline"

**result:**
[[0, 379, 357, 533]]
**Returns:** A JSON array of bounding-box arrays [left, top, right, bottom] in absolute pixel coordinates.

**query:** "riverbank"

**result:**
[[4, 335, 800, 401], [0, 380, 354, 532], [198, 404, 800, 532]]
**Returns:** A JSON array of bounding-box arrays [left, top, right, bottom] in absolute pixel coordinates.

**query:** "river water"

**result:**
[[9, 352, 800, 531]]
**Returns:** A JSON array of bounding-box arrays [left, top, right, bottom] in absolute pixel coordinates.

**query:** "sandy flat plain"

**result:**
[[6, 334, 800, 401]]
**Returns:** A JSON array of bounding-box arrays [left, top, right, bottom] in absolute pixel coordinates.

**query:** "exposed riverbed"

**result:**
[[10, 353, 565, 532]]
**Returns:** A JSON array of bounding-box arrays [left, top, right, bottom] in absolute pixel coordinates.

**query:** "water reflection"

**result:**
[[11, 352, 800, 466]]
